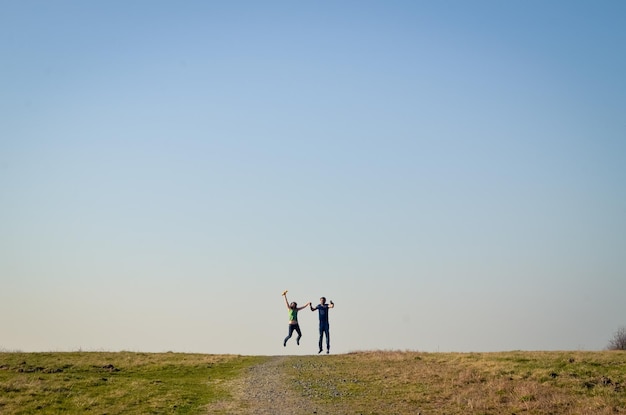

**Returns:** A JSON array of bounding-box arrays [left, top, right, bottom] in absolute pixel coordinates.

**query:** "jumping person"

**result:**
[[311, 297, 334, 354], [282, 291, 311, 347]]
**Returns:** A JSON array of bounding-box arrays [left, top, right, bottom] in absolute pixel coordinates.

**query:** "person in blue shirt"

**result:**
[[311, 297, 334, 354], [282, 291, 311, 347]]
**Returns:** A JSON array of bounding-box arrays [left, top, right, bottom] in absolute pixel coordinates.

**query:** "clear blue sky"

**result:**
[[1, 1, 625, 355]]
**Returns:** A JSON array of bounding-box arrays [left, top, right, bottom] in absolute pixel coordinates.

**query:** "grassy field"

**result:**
[[0, 352, 268, 414], [284, 350, 626, 414], [1, 350, 625, 414]]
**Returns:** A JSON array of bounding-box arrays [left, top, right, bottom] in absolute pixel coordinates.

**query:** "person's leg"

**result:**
[[295, 325, 302, 345], [318, 326, 323, 353], [284, 325, 295, 346], [325, 327, 330, 353]]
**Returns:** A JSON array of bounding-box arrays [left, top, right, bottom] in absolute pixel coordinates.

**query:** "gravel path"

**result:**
[[205, 355, 324, 415]]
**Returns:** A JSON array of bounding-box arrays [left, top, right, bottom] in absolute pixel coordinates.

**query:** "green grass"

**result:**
[[2, 350, 625, 415], [0, 352, 268, 414]]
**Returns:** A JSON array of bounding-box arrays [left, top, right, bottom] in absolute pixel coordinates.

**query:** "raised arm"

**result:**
[[310, 302, 316, 311], [283, 294, 290, 309], [329, 300, 335, 308]]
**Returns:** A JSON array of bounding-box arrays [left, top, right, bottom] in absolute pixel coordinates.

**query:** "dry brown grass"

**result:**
[[284, 350, 626, 414]]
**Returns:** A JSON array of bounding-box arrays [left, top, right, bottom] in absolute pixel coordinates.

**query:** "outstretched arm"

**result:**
[[329, 300, 335, 308], [310, 303, 316, 311], [297, 302, 311, 311]]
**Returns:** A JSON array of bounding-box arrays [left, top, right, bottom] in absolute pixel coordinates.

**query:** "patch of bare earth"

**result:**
[[204, 356, 324, 415]]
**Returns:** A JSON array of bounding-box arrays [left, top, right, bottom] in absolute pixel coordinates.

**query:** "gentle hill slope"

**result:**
[[1, 350, 625, 414]]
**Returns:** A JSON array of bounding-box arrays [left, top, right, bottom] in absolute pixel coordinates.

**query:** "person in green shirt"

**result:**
[[282, 291, 311, 347]]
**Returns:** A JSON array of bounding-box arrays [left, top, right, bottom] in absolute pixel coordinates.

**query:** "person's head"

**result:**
[[320, 297, 326, 305], [290, 302, 297, 309]]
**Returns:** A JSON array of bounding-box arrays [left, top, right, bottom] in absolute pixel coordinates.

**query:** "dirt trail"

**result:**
[[205, 355, 324, 415]]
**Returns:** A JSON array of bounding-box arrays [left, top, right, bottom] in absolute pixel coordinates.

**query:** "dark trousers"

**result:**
[[319, 324, 330, 351], [284, 324, 302, 344]]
